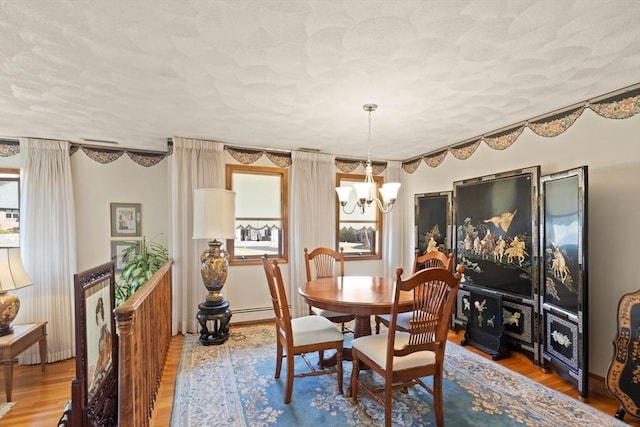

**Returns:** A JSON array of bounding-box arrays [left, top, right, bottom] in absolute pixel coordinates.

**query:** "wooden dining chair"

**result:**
[[350, 265, 463, 427], [375, 249, 454, 334], [304, 247, 355, 333], [261, 255, 344, 404]]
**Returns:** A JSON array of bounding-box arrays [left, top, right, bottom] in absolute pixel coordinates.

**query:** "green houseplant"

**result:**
[[115, 236, 169, 306]]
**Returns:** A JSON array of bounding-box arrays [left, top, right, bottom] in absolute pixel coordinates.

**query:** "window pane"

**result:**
[[338, 178, 377, 222], [336, 173, 382, 259], [227, 164, 288, 263], [0, 170, 20, 247], [233, 173, 281, 218], [235, 220, 282, 257]]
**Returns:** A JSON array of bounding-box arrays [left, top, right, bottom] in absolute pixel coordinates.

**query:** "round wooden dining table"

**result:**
[[298, 276, 413, 362]]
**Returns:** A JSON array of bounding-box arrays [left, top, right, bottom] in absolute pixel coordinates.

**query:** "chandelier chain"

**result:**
[[367, 108, 372, 164]]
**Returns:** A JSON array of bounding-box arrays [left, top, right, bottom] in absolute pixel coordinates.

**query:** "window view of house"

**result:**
[[0, 169, 20, 247]]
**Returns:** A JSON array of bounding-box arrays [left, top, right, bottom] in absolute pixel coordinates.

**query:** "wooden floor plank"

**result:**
[[1, 324, 638, 426]]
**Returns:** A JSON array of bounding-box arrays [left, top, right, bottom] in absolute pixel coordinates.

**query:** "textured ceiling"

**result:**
[[1, 0, 639, 161]]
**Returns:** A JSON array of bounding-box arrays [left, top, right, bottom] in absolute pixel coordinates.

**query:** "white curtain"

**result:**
[[17, 138, 77, 364], [169, 138, 225, 335], [289, 151, 336, 317], [382, 160, 404, 278]]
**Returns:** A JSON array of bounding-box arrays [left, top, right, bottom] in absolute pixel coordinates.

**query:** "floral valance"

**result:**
[[401, 85, 640, 173], [335, 158, 387, 175], [225, 146, 292, 168], [0, 139, 170, 167], [484, 125, 525, 149]]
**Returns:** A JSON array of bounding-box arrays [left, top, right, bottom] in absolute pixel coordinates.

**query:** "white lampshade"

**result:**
[[353, 182, 373, 200], [193, 188, 236, 240], [379, 182, 401, 204], [335, 186, 352, 203], [0, 247, 33, 291]]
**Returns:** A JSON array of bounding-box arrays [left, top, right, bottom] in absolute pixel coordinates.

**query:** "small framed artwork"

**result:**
[[110, 203, 141, 237], [111, 240, 140, 272], [415, 191, 452, 255]]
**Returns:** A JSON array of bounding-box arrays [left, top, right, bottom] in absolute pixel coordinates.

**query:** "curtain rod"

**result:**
[[167, 137, 292, 154]]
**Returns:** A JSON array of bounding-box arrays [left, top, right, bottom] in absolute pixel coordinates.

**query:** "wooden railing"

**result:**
[[114, 259, 173, 427]]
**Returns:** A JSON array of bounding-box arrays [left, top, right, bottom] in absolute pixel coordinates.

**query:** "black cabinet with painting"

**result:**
[[451, 165, 589, 398], [452, 166, 540, 363]]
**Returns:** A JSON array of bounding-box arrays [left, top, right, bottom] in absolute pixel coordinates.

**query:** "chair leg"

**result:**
[[351, 356, 360, 402], [384, 381, 393, 427], [433, 371, 444, 426], [318, 350, 325, 368], [275, 342, 283, 379], [284, 353, 295, 404], [375, 318, 381, 334], [336, 346, 343, 395]]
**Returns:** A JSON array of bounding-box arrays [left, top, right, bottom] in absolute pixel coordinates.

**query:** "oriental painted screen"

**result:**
[[453, 166, 540, 298], [540, 166, 588, 398]]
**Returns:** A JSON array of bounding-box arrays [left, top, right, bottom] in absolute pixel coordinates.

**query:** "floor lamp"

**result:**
[[192, 188, 236, 345], [0, 247, 34, 336]]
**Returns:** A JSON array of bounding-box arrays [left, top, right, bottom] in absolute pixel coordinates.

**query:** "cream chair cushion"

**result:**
[[291, 315, 344, 347], [352, 332, 436, 370]]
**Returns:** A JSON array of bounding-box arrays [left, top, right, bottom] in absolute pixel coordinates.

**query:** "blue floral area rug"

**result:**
[[170, 324, 623, 426]]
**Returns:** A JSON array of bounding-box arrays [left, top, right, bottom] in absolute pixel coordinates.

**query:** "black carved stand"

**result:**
[[460, 288, 510, 360], [197, 300, 232, 345]]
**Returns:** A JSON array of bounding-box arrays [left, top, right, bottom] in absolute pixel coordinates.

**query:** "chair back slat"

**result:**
[[389, 265, 463, 358], [262, 256, 292, 334], [413, 249, 454, 273], [304, 247, 345, 281]]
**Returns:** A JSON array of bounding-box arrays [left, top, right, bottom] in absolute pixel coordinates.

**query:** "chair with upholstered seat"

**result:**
[[261, 255, 344, 404], [375, 249, 454, 334], [304, 247, 355, 333], [350, 265, 463, 427]]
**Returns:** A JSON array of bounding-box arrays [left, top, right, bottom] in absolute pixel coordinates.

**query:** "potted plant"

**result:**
[[115, 236, 169, 306]]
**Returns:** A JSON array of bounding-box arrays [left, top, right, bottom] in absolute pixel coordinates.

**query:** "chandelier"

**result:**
[[335, 104, 401, 214]]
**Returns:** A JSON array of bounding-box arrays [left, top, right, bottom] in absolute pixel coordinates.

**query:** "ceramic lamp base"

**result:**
[[0, 291, 20, 336]]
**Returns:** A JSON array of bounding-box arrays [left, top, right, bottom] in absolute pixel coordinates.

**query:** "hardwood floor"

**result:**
[[2, 324, 638, 426]]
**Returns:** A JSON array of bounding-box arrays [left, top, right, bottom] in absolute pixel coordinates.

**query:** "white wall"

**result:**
[[400, 110, 640, 377], [71, 152, 169, 272]]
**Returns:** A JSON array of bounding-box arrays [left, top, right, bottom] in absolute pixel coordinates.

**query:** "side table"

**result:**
[[0, 321, 47, 402]]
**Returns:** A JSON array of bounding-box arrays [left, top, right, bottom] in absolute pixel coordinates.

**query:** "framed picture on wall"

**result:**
[[111, 240, 140, 272], [415, 191, 452, 255], [110, 203, 141, 237]]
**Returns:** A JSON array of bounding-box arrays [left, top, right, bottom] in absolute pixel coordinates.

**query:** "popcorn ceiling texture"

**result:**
[[1, 0, 638, 160]]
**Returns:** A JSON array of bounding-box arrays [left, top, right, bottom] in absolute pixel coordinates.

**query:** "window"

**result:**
[[335, 173, 383, 260], [226, 164, 288, 265], [0, 169, 20, 247]]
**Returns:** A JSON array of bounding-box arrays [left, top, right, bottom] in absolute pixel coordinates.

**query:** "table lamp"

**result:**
[[0, 247, 34, 336], [192, 188, 236, 345]]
